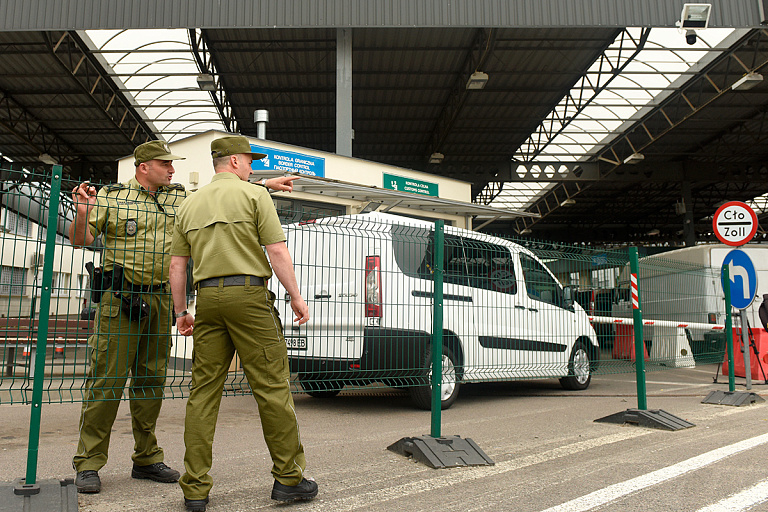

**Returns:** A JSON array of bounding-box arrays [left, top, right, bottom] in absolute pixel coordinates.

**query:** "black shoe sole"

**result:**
[[131, 469, 179, 483], [271, 490, 319, 502], [76, 486, 101, 494]]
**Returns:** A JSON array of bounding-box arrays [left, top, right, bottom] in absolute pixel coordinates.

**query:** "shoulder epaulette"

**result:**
[[167, 183, 186, 191], [104, 183, 126, 193]]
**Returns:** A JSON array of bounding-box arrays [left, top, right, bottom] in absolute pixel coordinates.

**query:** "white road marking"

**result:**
[[695, 478, 768, 512], [541, 432, 768, 512], [307, 429, 653, 511]]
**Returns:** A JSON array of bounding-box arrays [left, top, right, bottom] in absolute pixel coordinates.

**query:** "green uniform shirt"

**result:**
[[88, 177, 187, 285], [170, 172, 285, 284]]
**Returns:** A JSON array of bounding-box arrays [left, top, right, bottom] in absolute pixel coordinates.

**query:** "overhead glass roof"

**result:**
[[84, 29, 226, 142], [489, 27, 741, 211], [85, 27, 766, 220]]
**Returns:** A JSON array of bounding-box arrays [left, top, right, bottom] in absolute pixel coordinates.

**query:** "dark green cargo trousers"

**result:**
[[179, 280, 306, 500], [73, 287, 172, 472]]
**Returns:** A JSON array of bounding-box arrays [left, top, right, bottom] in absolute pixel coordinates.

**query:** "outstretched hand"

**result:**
[[265, 176, 300, 192]]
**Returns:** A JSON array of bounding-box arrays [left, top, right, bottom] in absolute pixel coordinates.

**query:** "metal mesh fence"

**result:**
[[0, 168, 734, 409]]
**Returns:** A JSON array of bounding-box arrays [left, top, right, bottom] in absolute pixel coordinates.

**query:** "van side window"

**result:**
[[391, 224, 430, 279], [391, 225, 468, 285], [461, 238, 517, 294], [520, 253, 564, 308]]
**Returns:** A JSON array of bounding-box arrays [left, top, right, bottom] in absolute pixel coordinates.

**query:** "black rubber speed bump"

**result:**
[[388, 435, 494, 469], [702, 390, 765, 406], [0, 478, 77, 512], [595, 408, 695, 431]]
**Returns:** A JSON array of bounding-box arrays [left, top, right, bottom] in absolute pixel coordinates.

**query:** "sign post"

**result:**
[[713, 201, 760, 393]]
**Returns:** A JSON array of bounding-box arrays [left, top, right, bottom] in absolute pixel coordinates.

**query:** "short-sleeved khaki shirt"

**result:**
[[88, 177, 187, 285], [170, 172, 285, 284]]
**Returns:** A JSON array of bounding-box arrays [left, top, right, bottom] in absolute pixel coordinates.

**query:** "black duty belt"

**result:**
[[197, 275, 265, 288], [125, 281, 167, 293]]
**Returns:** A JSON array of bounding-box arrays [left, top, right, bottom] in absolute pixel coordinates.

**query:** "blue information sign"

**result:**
[[721, 249, 758, 310], [250, 144, 325, 177]]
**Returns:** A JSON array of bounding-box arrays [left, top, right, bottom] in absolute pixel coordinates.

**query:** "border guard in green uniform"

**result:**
[[69, 140, 187, 493], [169, 135, 317, 512], [69, 140, 299, 495]]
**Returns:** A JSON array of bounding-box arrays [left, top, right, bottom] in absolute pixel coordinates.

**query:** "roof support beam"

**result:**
[[44, 31, 157, 147], [476, 27, 648, 204], [514, 28, 768, 235], [0, 88, 81, 170], [189, 29, 239, 134]]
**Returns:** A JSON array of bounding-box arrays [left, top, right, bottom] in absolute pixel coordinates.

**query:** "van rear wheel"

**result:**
[[299, 374, 342, 398], [409, 346, 460, 410], [560, 341, 592, 390]]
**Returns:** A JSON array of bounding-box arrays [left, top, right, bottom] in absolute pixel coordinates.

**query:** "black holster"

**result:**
[[87, 263, 150, 321]]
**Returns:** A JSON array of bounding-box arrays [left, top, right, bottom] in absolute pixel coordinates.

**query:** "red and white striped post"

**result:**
[[629, 247, 647, 410]]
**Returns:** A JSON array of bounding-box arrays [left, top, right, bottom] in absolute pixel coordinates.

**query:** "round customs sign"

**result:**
[[712, 201, 757, 247]]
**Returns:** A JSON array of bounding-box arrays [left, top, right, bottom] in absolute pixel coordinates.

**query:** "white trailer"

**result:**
[[614, 244, 768, 342]]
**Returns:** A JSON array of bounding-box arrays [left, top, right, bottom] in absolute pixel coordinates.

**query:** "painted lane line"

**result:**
[[541, 432, 768, 512], [696, 477, 768, 512], [308, 429, 653, 512]]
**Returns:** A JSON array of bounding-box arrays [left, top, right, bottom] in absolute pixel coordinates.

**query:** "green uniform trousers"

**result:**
[[179, 281, 306, 500], [73, 287, 172, 472]]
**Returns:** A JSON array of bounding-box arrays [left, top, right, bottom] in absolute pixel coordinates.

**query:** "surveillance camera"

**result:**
[[685, 29, 697, 45]]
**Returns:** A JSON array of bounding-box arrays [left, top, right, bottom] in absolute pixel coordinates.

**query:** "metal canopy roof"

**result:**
[[250, 170, 539, 224], [0, 1, 767, 246]]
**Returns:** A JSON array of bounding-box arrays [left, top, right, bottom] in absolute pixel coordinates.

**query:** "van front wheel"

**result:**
[[560, 341, 592, 391], [409, 347, 460, 410]]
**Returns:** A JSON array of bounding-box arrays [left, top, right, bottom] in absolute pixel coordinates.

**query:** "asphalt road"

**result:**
[[1, 364, 768, 511]]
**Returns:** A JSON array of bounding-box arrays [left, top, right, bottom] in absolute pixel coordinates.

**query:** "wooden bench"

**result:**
[[1, 317, 93, 376]]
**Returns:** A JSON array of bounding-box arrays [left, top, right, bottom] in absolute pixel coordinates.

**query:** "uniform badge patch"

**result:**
[[126, 219, 138, 236]]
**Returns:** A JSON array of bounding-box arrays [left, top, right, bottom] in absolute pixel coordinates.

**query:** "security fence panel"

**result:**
[[627, 252, 728, 369], [0, 167, 741, 413]]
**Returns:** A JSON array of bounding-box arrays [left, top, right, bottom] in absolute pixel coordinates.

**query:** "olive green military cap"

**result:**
[[211, 135, 267, 160], [134, 140, 185, 166]]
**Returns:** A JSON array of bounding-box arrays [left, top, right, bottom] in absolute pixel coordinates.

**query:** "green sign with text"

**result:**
[[383, 173, 438, 197]]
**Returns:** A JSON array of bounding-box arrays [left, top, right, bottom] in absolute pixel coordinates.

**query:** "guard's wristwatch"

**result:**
[[175, 310, 189, 318]]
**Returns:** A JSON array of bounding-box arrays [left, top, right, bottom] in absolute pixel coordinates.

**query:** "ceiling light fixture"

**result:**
[[38, 153, 58, 165], [429, 152, 444, 164], [623, 152, 645, 164], [196, 73, 216, 91], [465, 71, 488, 90], [731, 72, 763, 91], [560, 198, 576, 207]]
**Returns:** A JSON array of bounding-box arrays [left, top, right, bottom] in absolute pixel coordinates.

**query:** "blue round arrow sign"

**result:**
[[721, 249, 758, 310]]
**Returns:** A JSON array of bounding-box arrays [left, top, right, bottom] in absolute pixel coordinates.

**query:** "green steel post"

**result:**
[[24, 166, 62, 485], [722, 264, 735, 392], [629, 247, 647, 411], [430, 220, 444, 438]]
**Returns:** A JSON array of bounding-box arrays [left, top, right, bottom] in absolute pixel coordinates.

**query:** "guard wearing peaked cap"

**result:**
[[169, 134, 317, 511], [66, 138, 298, 498]]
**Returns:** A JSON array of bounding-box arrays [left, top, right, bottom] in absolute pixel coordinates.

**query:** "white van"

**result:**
[[271, 212, 599, 409]]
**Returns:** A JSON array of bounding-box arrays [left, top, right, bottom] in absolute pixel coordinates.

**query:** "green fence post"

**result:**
[[722, 264, 735, 392], [24, 166, 62, 485], [628, 247, 647, 411], [430, 220, 444, 438]]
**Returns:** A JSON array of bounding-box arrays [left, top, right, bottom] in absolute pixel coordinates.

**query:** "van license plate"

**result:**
[[285, 336, 307, 350]]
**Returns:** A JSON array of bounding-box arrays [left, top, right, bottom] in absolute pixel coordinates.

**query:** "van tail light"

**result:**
[[365, 255, 382, 318]]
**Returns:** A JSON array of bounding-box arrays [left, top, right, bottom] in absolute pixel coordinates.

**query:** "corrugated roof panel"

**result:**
[[1, 0, 763, 30]]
